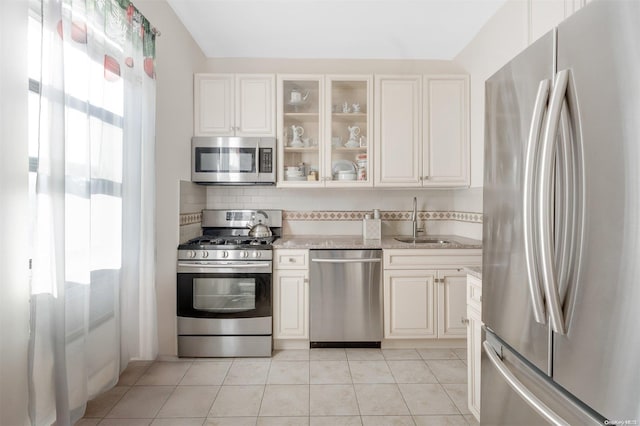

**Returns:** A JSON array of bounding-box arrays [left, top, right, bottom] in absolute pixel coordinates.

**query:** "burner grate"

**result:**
[[183, 235, 276, 247]]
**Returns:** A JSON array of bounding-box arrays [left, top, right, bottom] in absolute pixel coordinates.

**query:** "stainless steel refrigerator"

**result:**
[[482, 1, 640, 424]]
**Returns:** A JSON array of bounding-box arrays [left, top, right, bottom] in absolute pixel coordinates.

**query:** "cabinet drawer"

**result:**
[[384, 249, 482, 270], [274, 249, 309, 269], [467, 275, 482, 312]]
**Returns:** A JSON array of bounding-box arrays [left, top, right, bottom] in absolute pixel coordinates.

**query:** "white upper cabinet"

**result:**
[[324, 75, 373, 188], [277, 75, 325, 187], [194, 73, 275, 137], [375, 74, 470, 188], [528, 0, 589, 45], [277, 74, 372, 188], [374, 75, 422, 187], [423, 75, 470, 187]]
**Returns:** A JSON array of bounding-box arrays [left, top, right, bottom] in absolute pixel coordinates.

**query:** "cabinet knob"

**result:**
[[424, 176, 430, 180], [461, 317, 469, 325], [289, 258, 295, 262]]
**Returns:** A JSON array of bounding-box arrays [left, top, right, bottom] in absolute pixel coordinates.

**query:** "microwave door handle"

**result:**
[[255, 139, 260, 178]]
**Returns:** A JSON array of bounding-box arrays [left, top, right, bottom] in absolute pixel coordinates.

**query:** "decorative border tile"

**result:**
[[181, 210, 482, 226], [180, 212, 202, 226], [283, 210, 482, 224]]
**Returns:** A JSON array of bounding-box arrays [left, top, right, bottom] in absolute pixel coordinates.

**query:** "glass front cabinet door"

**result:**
[[325, 75, 372, 187], [277, 75, 372, 187], [277, 75, 324, 187]]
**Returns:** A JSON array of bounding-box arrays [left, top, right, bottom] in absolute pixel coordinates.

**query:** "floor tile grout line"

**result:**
[[422, 358, 467, 417], [93, 384, 132, 421], [83, 347, 469, 424]]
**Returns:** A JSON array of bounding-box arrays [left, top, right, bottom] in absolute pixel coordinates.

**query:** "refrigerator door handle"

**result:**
[[483, 340, 570, 426], [555, 101, 577, 304], [538, 69, 570, 335], [524, 79, 551, 325]]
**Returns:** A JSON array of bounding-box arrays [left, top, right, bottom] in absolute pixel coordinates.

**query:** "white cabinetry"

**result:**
[[324, 75, 373, 187], [423, 75, 469, 187], [374, 75, 469, 188], [528, 0, 589, 45], [277, 74, 372, 187], [273, 249, 309, 341], [467, 274, 482, 422], [374, 75, 422, 186], [384, 269, 437, 338], [437, 270, 468, 338], [194, 73, 275, 137], [382, 250, 481, 340]]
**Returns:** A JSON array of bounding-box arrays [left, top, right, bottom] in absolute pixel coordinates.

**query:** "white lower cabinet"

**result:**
[[384, 270, 437, 338], [467, 274, 482, 421], [273, 249, 309, 340], [437, 271, 468, 338], [384, 268, 469, 339], [382, 249, 481, 341]]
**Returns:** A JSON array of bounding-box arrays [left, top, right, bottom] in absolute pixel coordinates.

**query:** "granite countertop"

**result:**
[[462, 266, 482, 279], [272, 234, 482, 250]]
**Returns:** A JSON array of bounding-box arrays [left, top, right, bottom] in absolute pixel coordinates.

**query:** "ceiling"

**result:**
[[166, 0, 507, 60]]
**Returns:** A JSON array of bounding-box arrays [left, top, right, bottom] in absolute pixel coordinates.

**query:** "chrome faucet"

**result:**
[[412, 197, 425, 238]]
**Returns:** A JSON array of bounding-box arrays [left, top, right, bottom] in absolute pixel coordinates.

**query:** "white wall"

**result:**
[[454, 0, 529, 188], [0, 0, 30, 424], [135, 0, 206, 357], [205, 58, 466, 75]]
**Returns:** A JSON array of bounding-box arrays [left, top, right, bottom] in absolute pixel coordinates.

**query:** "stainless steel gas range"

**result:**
[[176, 209, 282, 357]]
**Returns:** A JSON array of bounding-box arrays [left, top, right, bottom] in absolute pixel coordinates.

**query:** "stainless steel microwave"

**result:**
[[191, 137, 276, 185]]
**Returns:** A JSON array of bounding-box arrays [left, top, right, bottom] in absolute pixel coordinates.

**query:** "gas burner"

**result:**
[[178, 209, 281, 253], [185, 236, 225, 246]]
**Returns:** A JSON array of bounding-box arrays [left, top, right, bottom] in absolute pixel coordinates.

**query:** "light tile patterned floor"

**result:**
[[77, 348, 479, 426]]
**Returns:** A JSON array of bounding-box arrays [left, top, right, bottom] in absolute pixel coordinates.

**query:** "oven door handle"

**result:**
[[178, 262, 271, 268], [177, 262, 272, 273]]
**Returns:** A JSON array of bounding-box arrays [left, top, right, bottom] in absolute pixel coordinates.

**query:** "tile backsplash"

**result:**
[[179, 181, 206, 243], [177, 185, 484, 241]]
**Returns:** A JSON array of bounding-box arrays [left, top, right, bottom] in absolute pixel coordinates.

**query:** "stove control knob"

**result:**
[[253, 251, 261, 258], [202, 251, 209, 258], [189, 251, 196, 258], [241, 251, 249, 258], [222, 251, 229, 259]]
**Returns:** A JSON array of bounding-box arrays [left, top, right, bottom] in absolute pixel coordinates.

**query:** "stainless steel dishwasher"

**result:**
[[309, 249, 383, 348]]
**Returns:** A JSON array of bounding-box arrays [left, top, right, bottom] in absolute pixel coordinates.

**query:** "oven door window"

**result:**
[[177, 272, 271, 319], [194, 277, 256, 312], [196, 147, 256, 173]]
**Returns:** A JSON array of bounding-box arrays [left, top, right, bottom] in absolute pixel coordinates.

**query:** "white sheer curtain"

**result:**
[[28, 0, 157, 424]]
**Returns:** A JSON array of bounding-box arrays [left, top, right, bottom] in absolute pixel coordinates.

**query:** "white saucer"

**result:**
[[286, 175, 307, 181]]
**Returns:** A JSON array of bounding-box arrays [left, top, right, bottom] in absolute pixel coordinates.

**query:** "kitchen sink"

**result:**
[[394, 237, 452, 244]]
